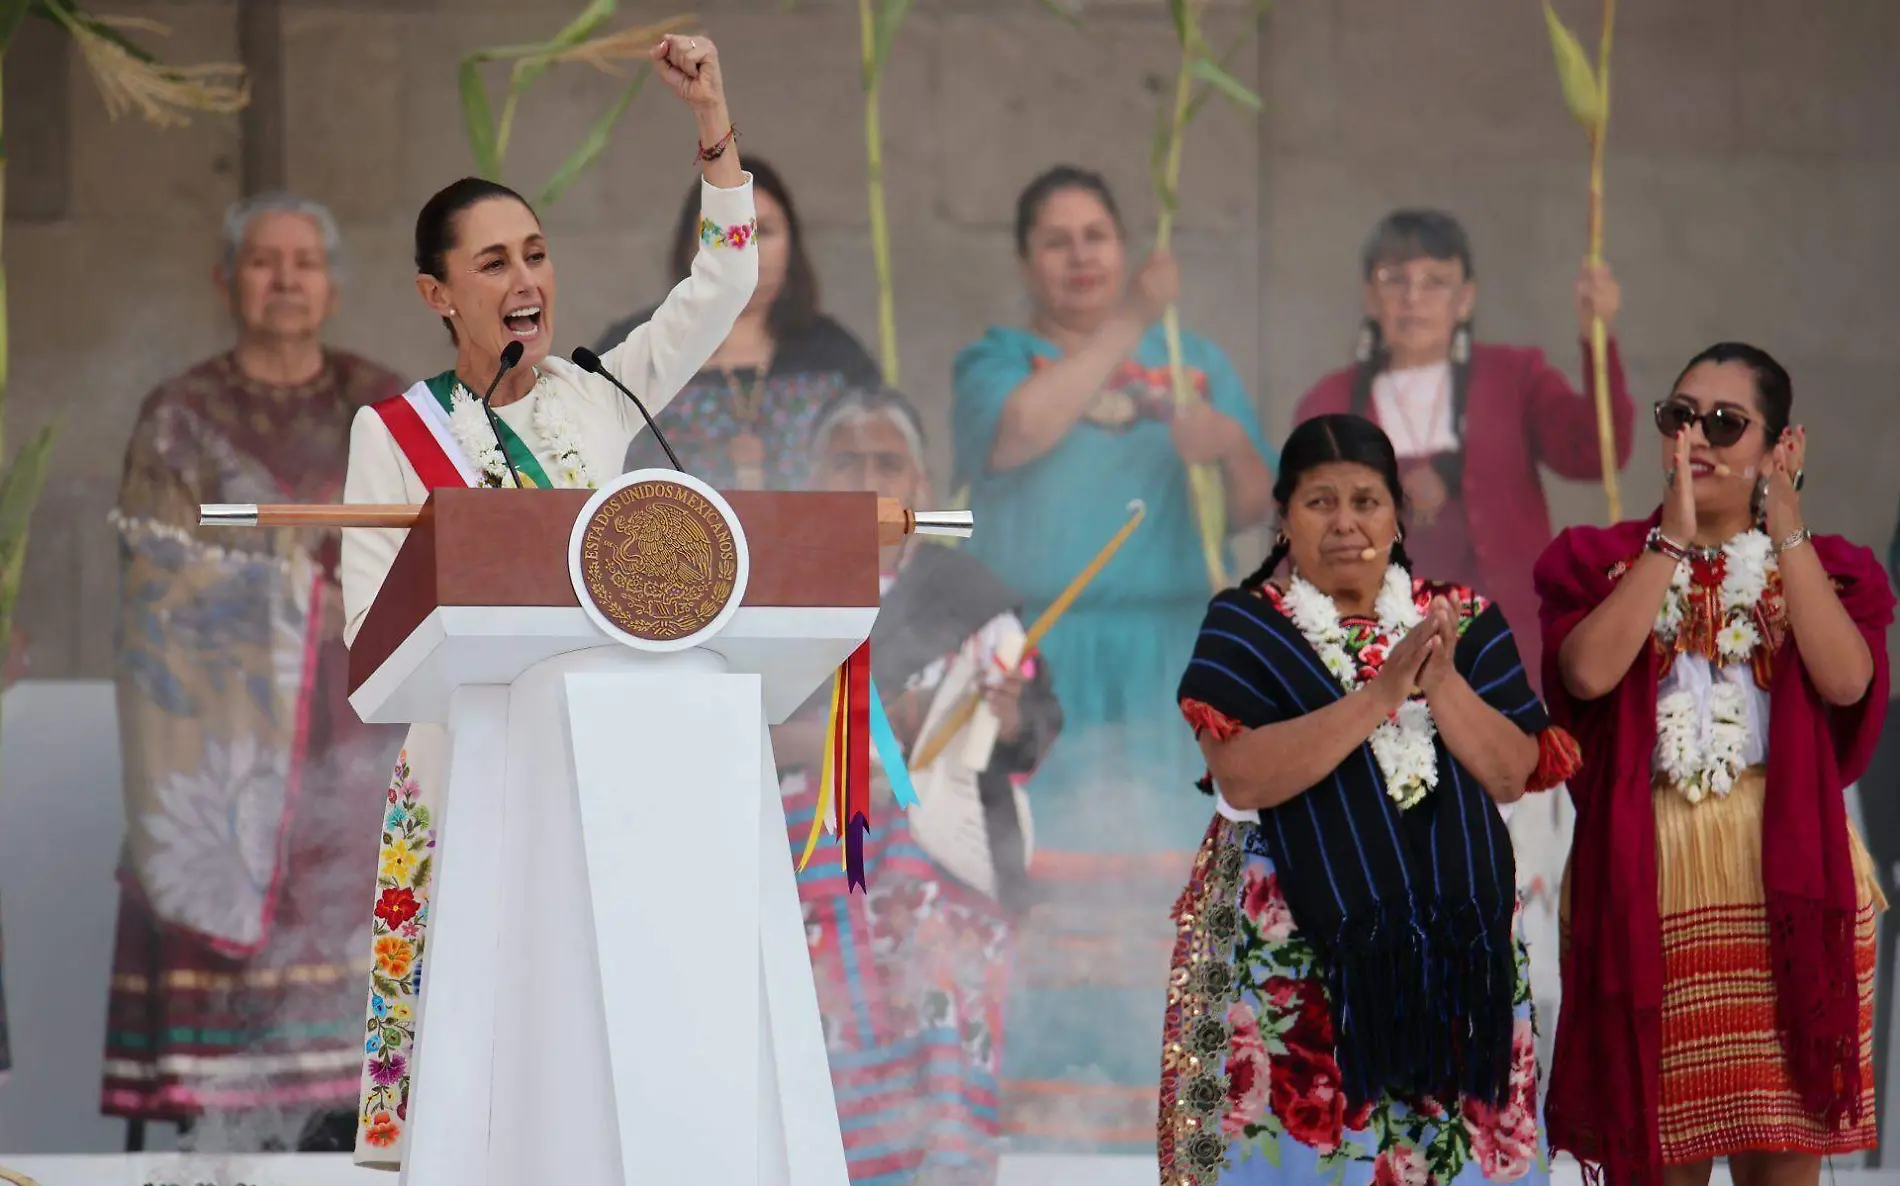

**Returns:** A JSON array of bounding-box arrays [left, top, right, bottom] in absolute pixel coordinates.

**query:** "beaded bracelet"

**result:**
[[1645, 526, 1690, 563], [696, 123, 738, 163]]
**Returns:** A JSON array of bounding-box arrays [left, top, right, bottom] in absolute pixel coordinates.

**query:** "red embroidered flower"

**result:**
[[1373, 1142, 1430, 1186], [1223, 1001, 1272, 1135], [1241, 869, 1295, 943], [363, 1111, 401, 1147], [1266, 977, 1349, 1152], [1462, 1020, 1540, 1180], [725, 222, 754, 249], [375, 887, 421, 930]]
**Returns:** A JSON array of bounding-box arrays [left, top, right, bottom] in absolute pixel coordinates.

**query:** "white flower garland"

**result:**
[[1651, 529, 1775, 804], [1655, 683, 1749, 804], [1284, 565, 1439, 810], [446, 369, 597, 490]]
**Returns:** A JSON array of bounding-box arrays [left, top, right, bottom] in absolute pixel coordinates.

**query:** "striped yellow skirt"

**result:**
[[1563, 767, 1886, 1164]]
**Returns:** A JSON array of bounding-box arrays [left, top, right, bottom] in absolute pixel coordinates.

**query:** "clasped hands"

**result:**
[[1366, 597, 1462, 716]]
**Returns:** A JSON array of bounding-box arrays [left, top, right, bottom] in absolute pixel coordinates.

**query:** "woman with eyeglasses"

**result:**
[[1295, 209, 1633, 690], [1537, 342, 1891, 1186]]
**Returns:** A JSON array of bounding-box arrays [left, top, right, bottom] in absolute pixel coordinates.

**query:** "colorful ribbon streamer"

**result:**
[[865, 676, 919, 809], [797, 640, 877, 893]]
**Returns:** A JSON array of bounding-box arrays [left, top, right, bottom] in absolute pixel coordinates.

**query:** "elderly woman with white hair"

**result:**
[[104, 189, 404, 1152], [771, 386, 1064, 1184]]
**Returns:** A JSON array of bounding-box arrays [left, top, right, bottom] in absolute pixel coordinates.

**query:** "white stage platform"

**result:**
[[2, 1153, 1897, 1186], [2, 685, 1896, 1181]]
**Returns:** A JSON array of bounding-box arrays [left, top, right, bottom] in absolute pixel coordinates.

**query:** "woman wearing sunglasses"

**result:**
[[1536, 342, 1892, 1186]]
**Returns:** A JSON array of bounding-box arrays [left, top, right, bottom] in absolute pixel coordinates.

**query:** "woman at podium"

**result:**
[[336, 32, 758, 1167], [777, 386, 1063, 1183]]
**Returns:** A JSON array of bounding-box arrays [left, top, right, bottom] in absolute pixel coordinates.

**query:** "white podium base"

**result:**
[[401, 646, 843, 1186]]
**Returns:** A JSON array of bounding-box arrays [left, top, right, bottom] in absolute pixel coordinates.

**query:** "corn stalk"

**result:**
[[1155, 0, 1264, 591], [0, 2, 245, 701], [1541, 0, 1620, 521], [457, 2, 692, 205]]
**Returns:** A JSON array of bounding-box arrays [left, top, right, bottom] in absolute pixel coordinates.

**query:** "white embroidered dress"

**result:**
[[338, 176, 759, 1169]]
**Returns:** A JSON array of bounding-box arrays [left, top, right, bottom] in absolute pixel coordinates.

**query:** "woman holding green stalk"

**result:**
[[951, 164, 1274, 1153]]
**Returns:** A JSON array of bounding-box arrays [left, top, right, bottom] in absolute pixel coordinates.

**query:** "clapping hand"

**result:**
[[1415, 598, 1462, 696], [1761, 425, 1807, 545], [1368, 615, 1441, 715], [1660, 426, 1696, 547]]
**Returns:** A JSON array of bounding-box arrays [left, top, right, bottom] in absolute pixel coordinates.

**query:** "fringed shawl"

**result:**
[[1177, 579, 1546, 1107], [1536, 517, 1893, 1185]]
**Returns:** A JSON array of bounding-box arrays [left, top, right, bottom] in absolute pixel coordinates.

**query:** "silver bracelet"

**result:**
[[1776, 526, 1811, 555]]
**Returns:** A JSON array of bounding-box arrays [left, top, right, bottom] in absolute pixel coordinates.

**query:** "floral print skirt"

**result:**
[[1158, 817, 1547, 1186]]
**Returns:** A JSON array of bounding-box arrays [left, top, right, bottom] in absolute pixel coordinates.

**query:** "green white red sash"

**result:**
[[371, 372, 553, 490]]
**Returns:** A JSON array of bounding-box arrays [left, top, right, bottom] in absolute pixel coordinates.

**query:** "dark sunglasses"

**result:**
[[1653, 400, 1753, 448]]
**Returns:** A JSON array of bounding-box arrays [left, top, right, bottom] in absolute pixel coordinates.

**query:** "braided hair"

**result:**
[[1240, 414, 1413, 589], [1350, 209, 1475, 498]]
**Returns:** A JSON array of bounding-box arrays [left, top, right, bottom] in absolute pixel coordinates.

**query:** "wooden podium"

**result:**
[[310, 481, 961, 1186]]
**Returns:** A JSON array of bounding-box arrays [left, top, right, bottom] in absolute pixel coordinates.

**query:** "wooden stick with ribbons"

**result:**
[[908, 499, 1147, 772]]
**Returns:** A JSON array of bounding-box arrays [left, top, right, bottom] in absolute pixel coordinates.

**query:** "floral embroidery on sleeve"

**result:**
[[698, 217, 757, 250], [357, 751, 434, 1155]]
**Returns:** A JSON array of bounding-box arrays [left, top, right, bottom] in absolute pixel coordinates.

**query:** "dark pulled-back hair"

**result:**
[[1241, 414, 1413, 589], [1672, 341, 1793, 442], [667, 157, 818, 338], [1359, 207, 1474, 280], [1012, 164, 1125, 257], [414, 177, 539, 341]]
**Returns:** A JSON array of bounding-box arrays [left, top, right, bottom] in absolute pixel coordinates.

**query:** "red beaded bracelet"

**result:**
[[696, 123, 738, 163]]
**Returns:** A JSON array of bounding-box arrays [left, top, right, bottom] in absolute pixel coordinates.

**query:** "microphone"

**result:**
[[570, 347, 684, 473], [1360, 546, 1379, 561], [479, 340, 526, 489]]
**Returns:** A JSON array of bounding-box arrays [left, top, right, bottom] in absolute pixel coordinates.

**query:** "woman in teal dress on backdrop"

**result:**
[[951, 164, 1275, 1154]]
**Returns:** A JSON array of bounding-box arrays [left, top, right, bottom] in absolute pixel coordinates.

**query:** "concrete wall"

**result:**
[[7, 0, 1900, 677]]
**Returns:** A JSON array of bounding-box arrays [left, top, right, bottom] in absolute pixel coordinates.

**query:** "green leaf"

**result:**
[[458, 57, 503, 180], [0, 0, 36, 53], [1542, 0, 1601, 131], [1166, 0, 1190, 42], [513, 0, 617, 93], [0, 424, 57, 632], [1190, 54, 1261, 111], [1030, 0, 1082, 27], [538, 65, 648, 205], [867, 0, 912, 90]]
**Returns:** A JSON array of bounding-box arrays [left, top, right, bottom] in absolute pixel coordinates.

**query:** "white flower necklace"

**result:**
[[1651, 529, 1775, 804], [446, 368, 598, 489], [1283, 565, 1439, 810]]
